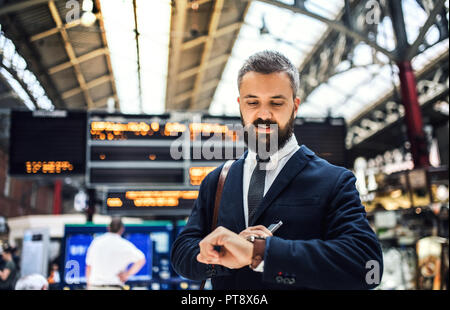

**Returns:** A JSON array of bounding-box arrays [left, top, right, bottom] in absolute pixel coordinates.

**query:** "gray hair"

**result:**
[[237, 50, 300, 99]]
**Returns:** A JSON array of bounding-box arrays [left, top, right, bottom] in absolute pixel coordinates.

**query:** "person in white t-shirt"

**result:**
[[85, 217, 146, 290]]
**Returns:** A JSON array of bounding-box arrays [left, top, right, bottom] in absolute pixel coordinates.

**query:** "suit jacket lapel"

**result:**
[[249, 146, 313, 226], [219, 152, 247, 233]]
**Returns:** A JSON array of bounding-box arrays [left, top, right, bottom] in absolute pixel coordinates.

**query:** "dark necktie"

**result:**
[[247, 155, 270, 224]]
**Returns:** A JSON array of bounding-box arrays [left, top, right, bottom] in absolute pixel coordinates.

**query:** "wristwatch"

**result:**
[[246, 235, 266, 270]]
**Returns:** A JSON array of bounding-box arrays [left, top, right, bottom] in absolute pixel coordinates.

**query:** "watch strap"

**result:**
[[250, 238, 266, 270]]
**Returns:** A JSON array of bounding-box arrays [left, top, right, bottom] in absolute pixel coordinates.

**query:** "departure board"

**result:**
[[88, 114, 347, 188], [106, 190, 199, 216], [9, 110, 87, 176], [293, 117, 348, 168], [87, 113, 244, 187], [89, 114, 347, 214]]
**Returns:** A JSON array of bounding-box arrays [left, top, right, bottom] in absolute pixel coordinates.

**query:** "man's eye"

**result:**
[[271, 102, 283, 106], [247, 102, 258, 105]]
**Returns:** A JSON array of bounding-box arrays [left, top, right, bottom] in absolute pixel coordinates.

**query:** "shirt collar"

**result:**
[[247, 134, 299, 169]]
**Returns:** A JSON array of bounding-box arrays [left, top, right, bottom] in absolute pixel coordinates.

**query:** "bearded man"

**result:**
[[171, 50, 383, 290]]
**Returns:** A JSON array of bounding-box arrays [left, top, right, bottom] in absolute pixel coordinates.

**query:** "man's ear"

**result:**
[[237, 97, 240, 104], [294, 97, 300, 114]]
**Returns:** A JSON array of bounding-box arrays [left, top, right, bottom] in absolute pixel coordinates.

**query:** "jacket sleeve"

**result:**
[[170, 165, 231, 281], [262, 169, 383, 289]]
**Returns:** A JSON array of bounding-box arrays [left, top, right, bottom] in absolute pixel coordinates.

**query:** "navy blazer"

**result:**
[[171, 145, 383, 290]]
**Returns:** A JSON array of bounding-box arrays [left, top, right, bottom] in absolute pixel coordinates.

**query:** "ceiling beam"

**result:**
[[0, 63, 38, 109], [349, 49, 449, 126], [48, 0, 94, 108], [196, 0, 214, 6], [91, 94, 119, 109], [61, 75, 113, 100], [0, 91, 18, 101], [182, 21, 244, 50], [0, 0, 50, 16], [257, 0, 396, 62], [165, 0, 188, 110], [197, 1, 251, 111], [30, 13, 101, 42], [177, 53, 230, 81], [48, 47, 108, 74], [298, 6, 347, 73], [406, 0, 447, 60], [190, 0, 224, 110], [1, 14, 66, 109], [174, 78, 220, 104]]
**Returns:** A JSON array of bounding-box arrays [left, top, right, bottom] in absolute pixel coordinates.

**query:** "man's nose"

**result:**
[[256, 107, 272, 121]]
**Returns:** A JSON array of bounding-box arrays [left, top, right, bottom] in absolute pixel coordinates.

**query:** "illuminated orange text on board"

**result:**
[[190, 123, 229, 134], [189, 167, 217, 185], [26, 161, 73, 174], [107, 198, 123, 207], [90, 121, 186, 140], [123, 191, 199, 207], [189, 123, 240, 141], [151, 122, 159, 131]]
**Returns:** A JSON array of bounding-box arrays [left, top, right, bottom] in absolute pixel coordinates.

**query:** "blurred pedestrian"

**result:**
[[15, 274, 48, 290], [85, 217, 146, 290], [0, 242, 19, 290], [47, 263, 61, 290]]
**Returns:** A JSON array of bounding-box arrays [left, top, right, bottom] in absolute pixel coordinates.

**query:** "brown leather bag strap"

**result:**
[[211, 159, 235, 232], [200, 159, 235, 290]]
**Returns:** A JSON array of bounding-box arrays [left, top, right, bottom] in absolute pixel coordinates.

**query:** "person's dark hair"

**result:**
[[237, 50, 300, 99], [109, 217, 124, 233], [2, 242, 14, 254]]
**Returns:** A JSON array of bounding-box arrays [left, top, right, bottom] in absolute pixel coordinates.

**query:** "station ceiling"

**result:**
[[0, 0, 448, 152]]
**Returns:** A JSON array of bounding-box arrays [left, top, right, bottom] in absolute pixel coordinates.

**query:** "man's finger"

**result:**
[[247, 225, 273, 236]]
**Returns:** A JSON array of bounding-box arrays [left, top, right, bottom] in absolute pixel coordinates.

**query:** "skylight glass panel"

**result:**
[[0, 68, 35, 110], [209, 0, 339, 116], [304, 0, 344, 19], [412, 38, 449, 71], [0, 24, 54, 110], [376, 17, 396, 52], [402, 0, 432, 45], [136, 0, 171, 115], [100, 0, 140, 114]]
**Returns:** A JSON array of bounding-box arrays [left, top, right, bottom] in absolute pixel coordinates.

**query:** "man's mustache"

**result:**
[[250, 119, 279, 127]]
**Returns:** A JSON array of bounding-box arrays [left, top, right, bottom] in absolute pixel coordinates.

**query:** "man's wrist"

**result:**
[[246, 236, 266, 270]]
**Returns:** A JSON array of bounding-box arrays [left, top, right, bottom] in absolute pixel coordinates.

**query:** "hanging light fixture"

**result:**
[[259, 14, 270, 36], [81, 0, 97, 27]]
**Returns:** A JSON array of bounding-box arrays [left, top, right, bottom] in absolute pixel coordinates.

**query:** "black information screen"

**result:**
[[293, 118, 348, 168], [9, 110, 87, 176], [106, 190, 198, 216]]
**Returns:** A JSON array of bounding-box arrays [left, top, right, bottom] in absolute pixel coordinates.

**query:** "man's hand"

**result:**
[[239, 225, 272, 239], [196, 226, 253, 269], [117, 258, 146, 283], [117, 271, 129, 283]]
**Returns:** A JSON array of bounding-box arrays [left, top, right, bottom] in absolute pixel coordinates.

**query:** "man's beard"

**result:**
[[241, 109, 295, 159]]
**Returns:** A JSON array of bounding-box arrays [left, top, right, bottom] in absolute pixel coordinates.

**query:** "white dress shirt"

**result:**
[[85, 232, 145, 286], [243, 134, 300, 227]]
